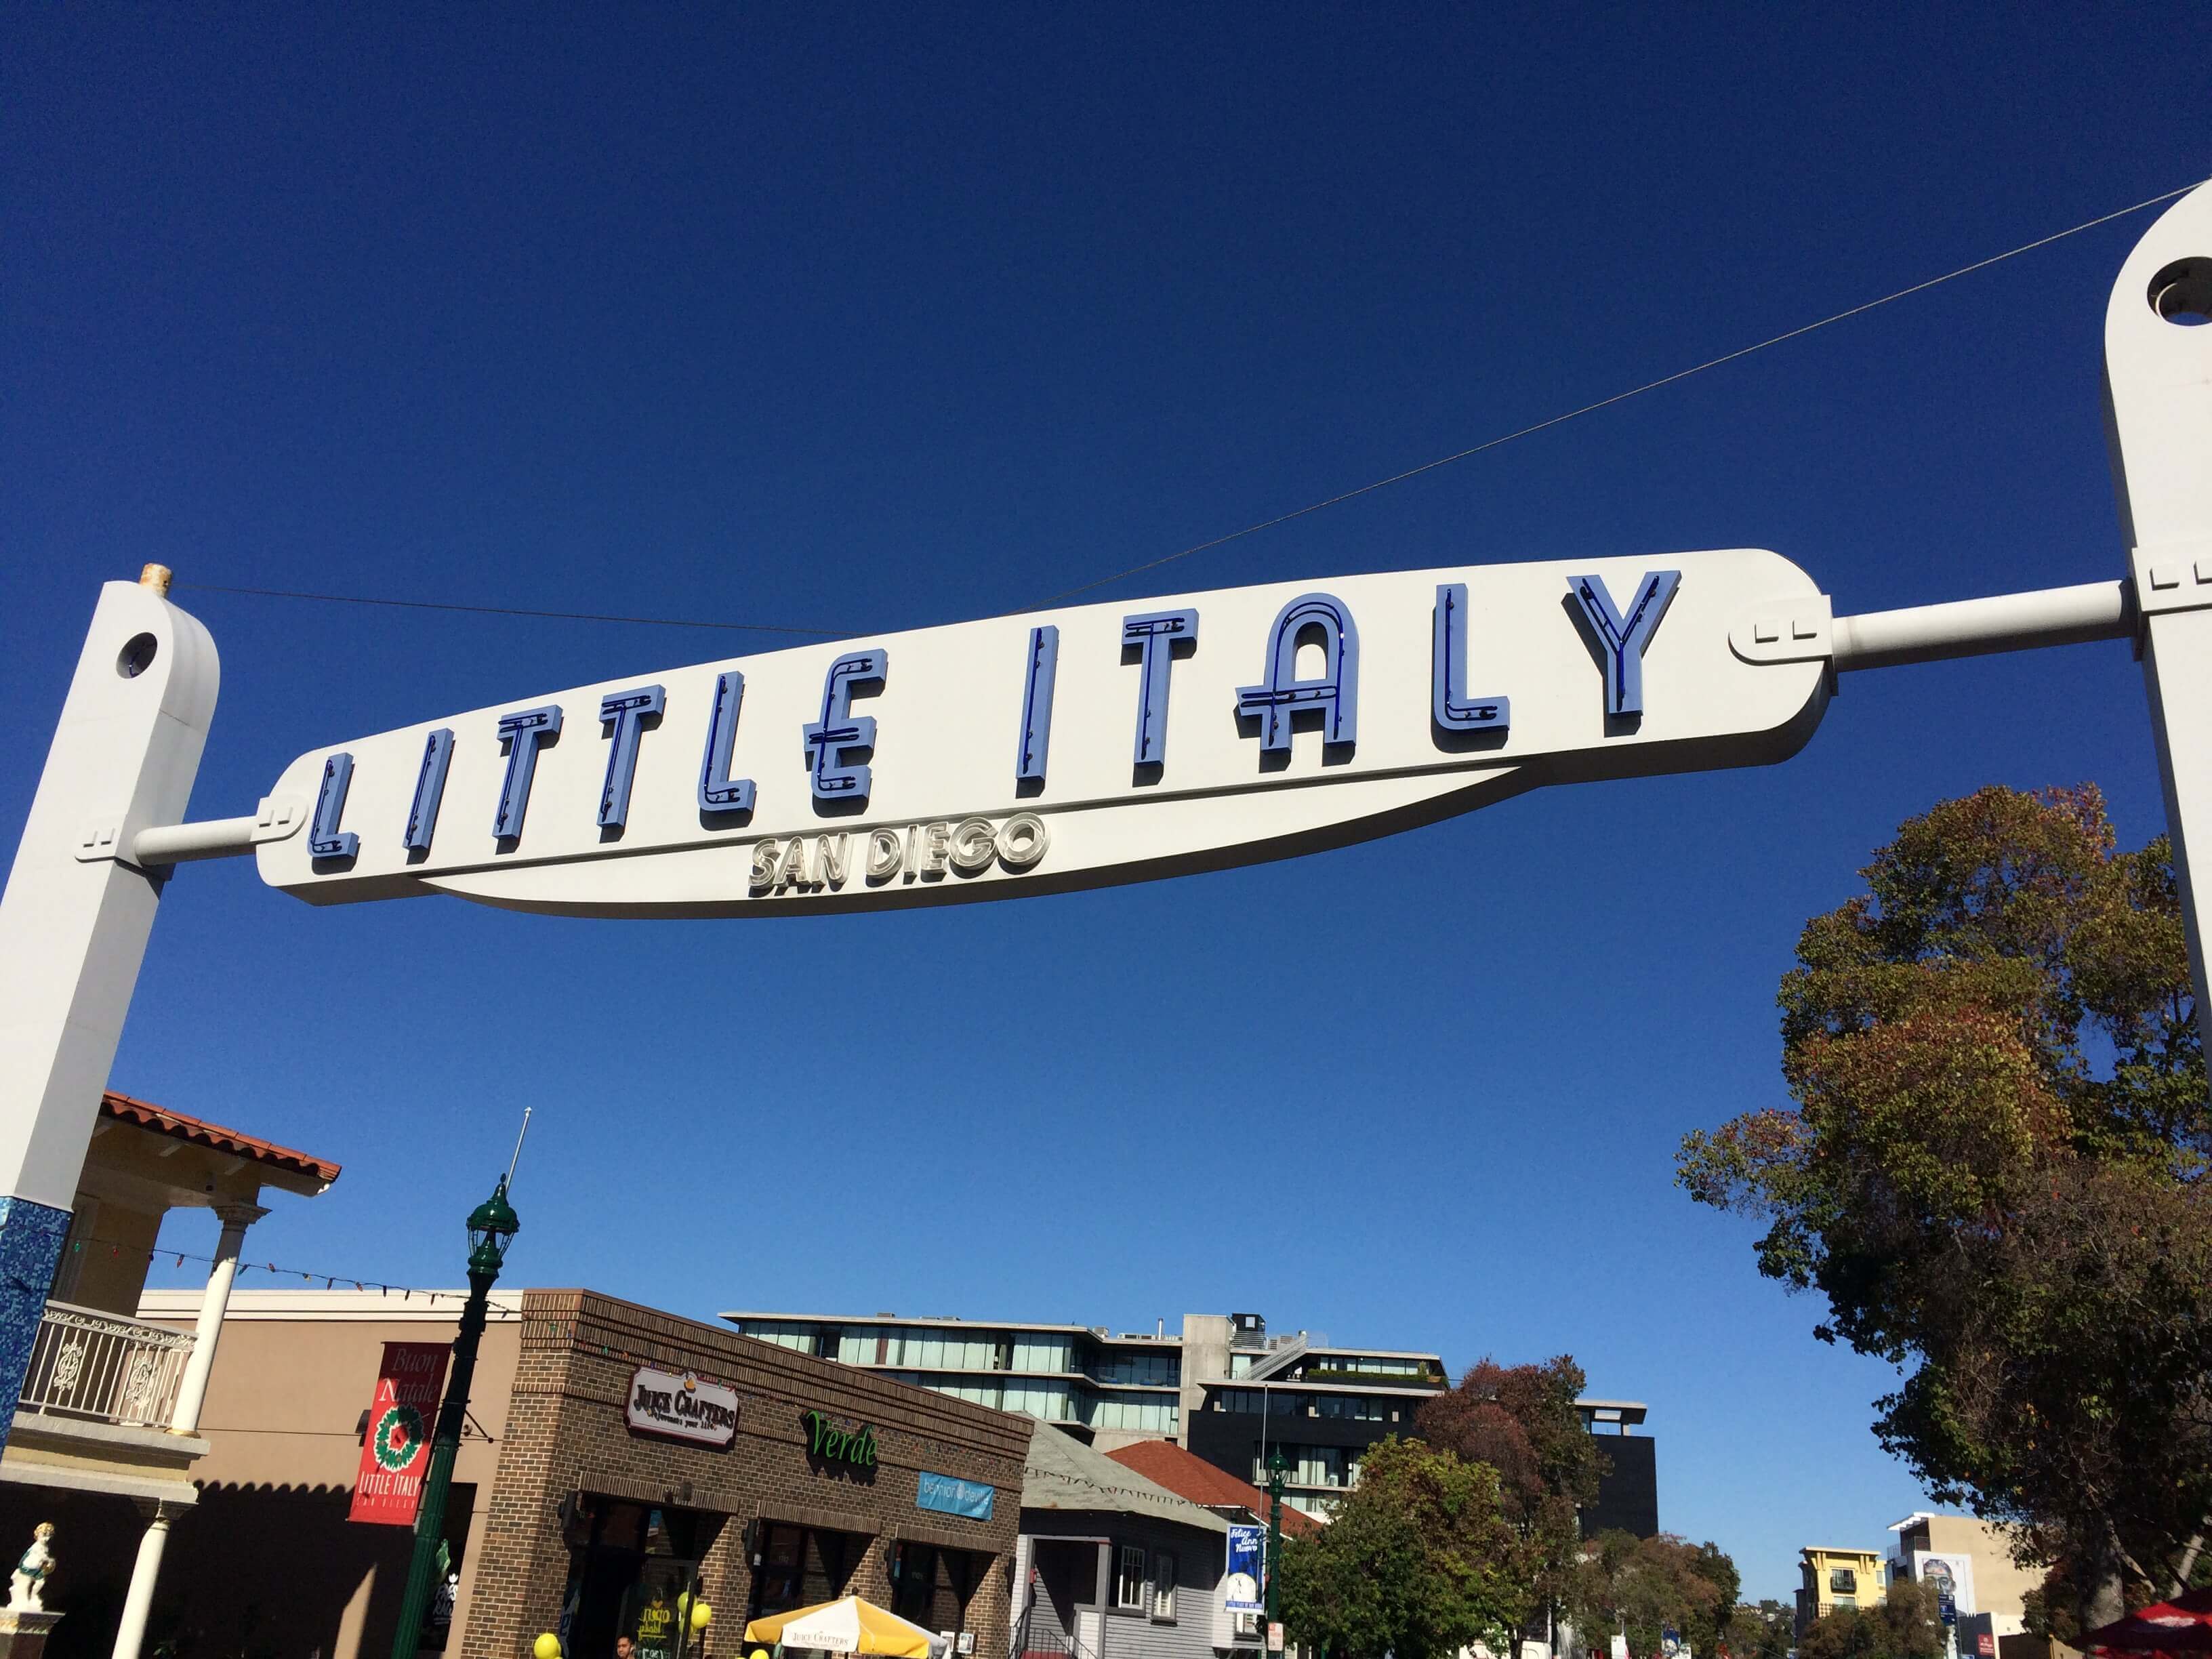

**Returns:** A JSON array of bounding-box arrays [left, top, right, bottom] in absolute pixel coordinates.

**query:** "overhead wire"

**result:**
[[1026, 179, 2204, 607], [176, 180, 2204, 634], [172, 583, 840, 637]]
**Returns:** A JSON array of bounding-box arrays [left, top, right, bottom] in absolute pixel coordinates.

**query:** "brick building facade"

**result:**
[[462, 1290, 1025, 1659], [110, 1286, 1025, 1659]]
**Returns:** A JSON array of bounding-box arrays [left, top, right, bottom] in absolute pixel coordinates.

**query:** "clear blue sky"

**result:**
[[5, 5, 2207, 1601]]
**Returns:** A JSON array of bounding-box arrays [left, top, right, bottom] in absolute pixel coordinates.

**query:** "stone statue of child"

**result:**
[[7, 1521, 55, 1612]]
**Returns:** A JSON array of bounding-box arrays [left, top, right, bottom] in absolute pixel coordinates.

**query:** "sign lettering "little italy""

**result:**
[[256, 551, 1831, 917]]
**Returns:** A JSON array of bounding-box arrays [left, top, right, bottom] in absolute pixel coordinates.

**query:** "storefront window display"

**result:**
[[414, 1481, 477, 1654], [557, 1496, 722, 1659], [752, 1522, 863, 1619], [890, 1540, 983, 1637]]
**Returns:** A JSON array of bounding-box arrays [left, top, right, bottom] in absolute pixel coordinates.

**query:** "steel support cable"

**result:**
[[174, 180, 2204, 634]]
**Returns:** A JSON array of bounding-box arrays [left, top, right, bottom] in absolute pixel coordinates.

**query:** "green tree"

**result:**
[[1721, 1599, 1793, 1659], [1414, 1356, 1606, 1658], [1567, 1532, 1734, 1658], [1677, 785, 2212, 1624], [1795, 1582, 1945, 1659], [1275, 1436, 1524, 1659], [1683, 1544, 1740, 1659]]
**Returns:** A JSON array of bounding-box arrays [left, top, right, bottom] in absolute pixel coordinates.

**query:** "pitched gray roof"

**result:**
[[1021, 1425, 1229, 1534]]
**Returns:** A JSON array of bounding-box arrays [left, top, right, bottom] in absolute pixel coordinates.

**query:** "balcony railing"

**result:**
[[20, 1300, 198, 1429]]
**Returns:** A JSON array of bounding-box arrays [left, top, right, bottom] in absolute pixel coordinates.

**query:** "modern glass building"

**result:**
[[1183, 1330, 1450, 1517], [722, 1309, 1657, 1531], [722, 1313, 1186, 1439]]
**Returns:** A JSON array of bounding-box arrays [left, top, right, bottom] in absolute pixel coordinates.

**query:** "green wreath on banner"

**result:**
[[373, 1403, 427, 1471]]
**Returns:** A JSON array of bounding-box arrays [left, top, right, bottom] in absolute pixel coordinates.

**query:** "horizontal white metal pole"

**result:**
[[1831, 579, 2131, 672], [132, 817, 261, 865]]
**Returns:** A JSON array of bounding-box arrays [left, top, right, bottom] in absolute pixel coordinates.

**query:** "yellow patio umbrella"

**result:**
[[742, 1596, 939, 1658]]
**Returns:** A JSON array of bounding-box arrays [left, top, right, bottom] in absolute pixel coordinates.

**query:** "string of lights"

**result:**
[[97, 1263, 1244, 1505], [518, 1317, 1227, 1498], [86, 1232, 485, 1306]]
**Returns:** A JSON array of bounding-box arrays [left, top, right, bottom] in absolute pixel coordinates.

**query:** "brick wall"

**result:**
[[461, 1290, 1027, 1659]]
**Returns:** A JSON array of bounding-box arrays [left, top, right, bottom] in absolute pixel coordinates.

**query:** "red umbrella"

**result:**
[[2085, 1587, 2212, 1658]]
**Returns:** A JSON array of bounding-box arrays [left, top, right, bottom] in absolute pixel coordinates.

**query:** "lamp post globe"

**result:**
[[390, 1176, 521, 1659], [466, 1177, 520, 1275]]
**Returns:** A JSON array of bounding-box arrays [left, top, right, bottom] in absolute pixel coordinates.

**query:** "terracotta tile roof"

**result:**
[[1104, 1440, 1326, 1536], [102, 1091, 342, 1185]]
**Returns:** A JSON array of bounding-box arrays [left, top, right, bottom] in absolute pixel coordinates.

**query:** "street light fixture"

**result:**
[[391, 1174, 522, 1658], [466, 1176, 521, 1274]]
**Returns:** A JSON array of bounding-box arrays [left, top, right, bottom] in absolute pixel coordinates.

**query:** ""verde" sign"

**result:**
[[804, 1410, 878, 1469]]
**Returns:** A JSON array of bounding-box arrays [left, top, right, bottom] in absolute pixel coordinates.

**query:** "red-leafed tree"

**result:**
[[1414, 1355, 1605, 1658]]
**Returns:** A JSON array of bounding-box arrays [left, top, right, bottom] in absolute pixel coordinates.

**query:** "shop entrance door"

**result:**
[[557, 1497, 716, 1659]]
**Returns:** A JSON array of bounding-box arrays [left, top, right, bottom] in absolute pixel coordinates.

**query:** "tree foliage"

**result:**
[[1566, 1532, 1736, 1659], [1414, 1356, 1606, 1653], [1721, 1600, 1795, 1659], [1676, 786, 2212, 1620], [1793, 1582, 1946, 1659], [1275, 1436, 1524, 1659]]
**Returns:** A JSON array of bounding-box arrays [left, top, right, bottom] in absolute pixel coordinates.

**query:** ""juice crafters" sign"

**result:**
[[626, 1366, 741, 1448]]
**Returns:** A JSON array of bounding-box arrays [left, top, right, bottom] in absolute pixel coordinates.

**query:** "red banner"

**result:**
[[348, 1341, 450, 1525]]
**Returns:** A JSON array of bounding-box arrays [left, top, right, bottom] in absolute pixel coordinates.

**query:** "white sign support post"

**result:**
[[2104, 195, 2212, 1054], [0, 190, 2205, 1463], [0, 570, 222, 1449]]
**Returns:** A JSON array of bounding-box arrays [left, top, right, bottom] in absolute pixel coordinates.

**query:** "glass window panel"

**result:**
[[1116, 1547, 1145, 1610], [1015, 1337, 1069, 1373]]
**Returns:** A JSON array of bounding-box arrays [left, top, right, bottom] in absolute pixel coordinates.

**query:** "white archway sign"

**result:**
[[0, 185, 2205, 1444]]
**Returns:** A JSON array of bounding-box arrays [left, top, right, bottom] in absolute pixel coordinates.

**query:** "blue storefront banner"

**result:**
[[917, 1471, 996, 1521], [1225, 1524, 1265, 1614]]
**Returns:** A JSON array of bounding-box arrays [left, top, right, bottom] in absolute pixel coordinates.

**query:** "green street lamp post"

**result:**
[[390, 1176, 521, 1659], [1264, 1446, 1286, 1631]]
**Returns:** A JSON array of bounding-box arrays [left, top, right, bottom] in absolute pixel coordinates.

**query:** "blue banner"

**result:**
[[916, 1471, 996, 1521], [1225, 1524, 1265, 1614]]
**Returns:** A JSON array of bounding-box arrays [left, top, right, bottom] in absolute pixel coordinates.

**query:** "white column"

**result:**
[[111, 1498, 178, 1659], [169, 1200, 266, 1435], [2104, 187, 2212, 1057], [0, 575, 220, 1451]]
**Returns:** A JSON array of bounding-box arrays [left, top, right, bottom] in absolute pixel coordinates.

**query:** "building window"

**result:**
[[1292, 1447, 1345, 1488], [1117, 1547, 1146, 1610], [1313, 1394, 1382, 1421], [1830, 1569, 1858, 1595], [1151, 1552, 1176, 1621], [1219, 1389, 1294, 1416]]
